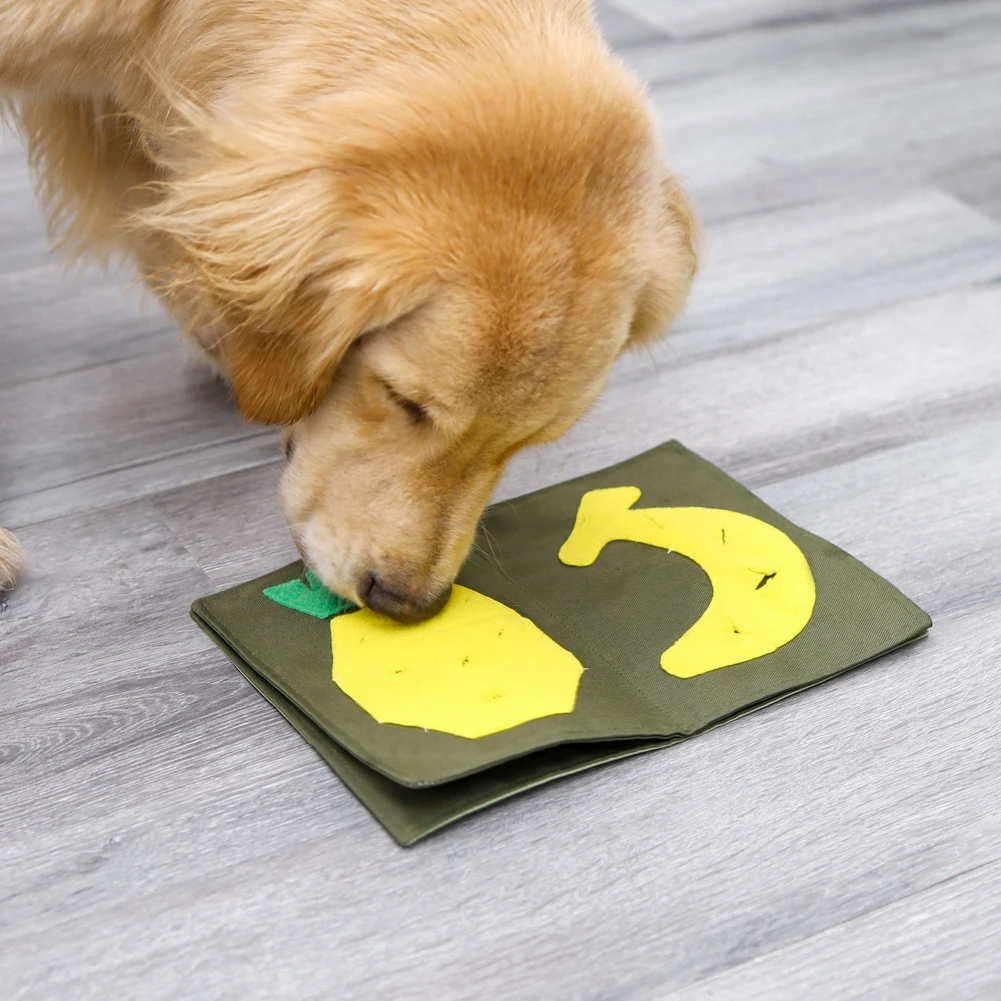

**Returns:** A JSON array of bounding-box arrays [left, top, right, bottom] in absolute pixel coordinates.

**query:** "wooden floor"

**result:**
[[3, 2, 1001, 998]]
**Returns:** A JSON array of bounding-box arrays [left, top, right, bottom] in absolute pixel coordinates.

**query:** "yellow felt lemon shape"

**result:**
[[330, 585, 584, 739], [559, 487, 816, 678]]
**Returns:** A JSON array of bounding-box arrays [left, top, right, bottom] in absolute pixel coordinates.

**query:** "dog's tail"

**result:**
[[0, 527, 26, 591]]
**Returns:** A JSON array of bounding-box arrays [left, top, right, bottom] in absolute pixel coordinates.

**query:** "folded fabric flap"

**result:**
[[190, 613, 672, 846], [192, 604, 927, 846]]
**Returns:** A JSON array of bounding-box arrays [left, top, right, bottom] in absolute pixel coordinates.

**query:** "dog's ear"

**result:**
[[134, 133, 431, 425], [220, 270, 425, 425], [220, 312, 339, 426], [628, 170, 701, 346]]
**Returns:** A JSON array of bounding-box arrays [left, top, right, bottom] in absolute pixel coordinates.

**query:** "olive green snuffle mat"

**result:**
[[191, 441, 931, 846]]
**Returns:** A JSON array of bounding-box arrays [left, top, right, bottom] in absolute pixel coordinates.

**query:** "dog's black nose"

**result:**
[[362, 575, 452, 623]]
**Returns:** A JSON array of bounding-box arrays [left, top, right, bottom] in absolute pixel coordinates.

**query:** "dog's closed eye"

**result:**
[[381, 381, 430, 426]]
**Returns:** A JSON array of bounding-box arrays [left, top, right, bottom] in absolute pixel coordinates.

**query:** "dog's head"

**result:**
[[149, 42, 698, 620]]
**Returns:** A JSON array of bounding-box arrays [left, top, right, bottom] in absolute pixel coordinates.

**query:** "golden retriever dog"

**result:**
[[0, 0, 697, 618]]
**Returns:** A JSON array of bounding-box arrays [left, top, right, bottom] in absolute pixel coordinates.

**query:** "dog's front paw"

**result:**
[[0, 527, 26, 591]]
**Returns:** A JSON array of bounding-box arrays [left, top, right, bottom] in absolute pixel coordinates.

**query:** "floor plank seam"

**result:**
[[0, 333, 182, 391], [2, 437, 279, 529], [634, 0, 982, 45], [618, 279, 1001, 381], [658, 856, 1001, 999], [723, 388, 1001, 490]]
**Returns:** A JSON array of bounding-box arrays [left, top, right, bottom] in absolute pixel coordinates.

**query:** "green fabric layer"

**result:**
[[263, 569, 357, 619], [191, 441, 931, 846]]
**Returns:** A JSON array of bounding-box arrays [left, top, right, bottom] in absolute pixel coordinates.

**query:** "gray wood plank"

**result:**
[[0, 264, 180, 390], [154, 464, 298, 591], [663, 74, 1001, 226], [619, 1, 1001, 221], [936, 155, 1001, 225], [0, 500, 402, 941], [2, 423, 1000, 1001], [0, 500, 216, 709], [0, 147, 52, 271], [0, 131, 23, 167], [0, 350, 280, 530], [665, 861, 1001, 1001], [0, 132, 190, 387], [675, 189, 1001, 357], [615, 0, 945, 39], [591, 1, 671, 48], [497, 282, 1001, 504], [620, 0, 1001, 89]]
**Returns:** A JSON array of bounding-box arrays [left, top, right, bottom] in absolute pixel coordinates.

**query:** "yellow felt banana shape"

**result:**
[[558, 487, 816, 678]]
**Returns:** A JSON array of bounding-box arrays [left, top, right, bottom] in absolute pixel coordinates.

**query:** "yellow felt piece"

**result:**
[[559, 487, 816, 678], [330, 585, 584, 739]]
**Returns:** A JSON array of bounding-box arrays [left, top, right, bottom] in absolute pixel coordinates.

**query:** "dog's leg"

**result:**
[[0, 527, 26, 592]]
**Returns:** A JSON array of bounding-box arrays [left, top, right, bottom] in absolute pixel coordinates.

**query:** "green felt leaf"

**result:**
[[263, 570, 358, 619]]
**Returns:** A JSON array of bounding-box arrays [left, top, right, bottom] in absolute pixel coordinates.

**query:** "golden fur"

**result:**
[[0, 527, 26, 591], [0, 0, 698, 617]]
